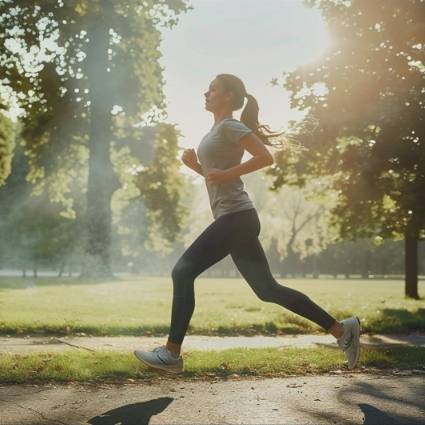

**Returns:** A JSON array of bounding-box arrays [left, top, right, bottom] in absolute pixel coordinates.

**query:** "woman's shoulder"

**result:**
[[224, 117, 239, 124], [221, 118, 248, 128], [221, 118, 252, 133]]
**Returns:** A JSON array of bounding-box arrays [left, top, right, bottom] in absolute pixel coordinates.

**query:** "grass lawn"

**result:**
[[0, 276, 424, 336], [0, 346, 424, 383]]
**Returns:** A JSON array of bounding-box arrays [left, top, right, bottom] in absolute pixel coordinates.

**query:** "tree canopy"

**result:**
[[268, 0, 425, 297]]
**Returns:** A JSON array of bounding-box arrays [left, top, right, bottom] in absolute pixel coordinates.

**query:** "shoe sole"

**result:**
[[348, 316, 361, 369], [133, 350, 183, 374]]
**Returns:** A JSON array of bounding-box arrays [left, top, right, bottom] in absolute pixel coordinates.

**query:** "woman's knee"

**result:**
[[257, 283, 310, 306], [255, 284, 279, 302], [171, 257, 195, 283]]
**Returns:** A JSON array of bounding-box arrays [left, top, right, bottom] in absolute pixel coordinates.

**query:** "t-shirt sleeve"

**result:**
[[222, 119, 253, 146]]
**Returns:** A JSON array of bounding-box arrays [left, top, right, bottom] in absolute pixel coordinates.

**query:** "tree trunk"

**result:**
[[80, 5, 119, 279], [312, 255, 319, 279], [361, 249, 370, 279], [278, 261, 287, 278], [58, 258, 65, 277], [405, 226, 419, 299]]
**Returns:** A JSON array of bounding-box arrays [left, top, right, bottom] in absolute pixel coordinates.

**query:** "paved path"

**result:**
[[1, 374, 424, 424], [0, 333, 424, 354], [1, 334, 424, 424]]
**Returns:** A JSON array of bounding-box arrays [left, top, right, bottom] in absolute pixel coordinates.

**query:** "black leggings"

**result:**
[[168, 208, 336, 344]]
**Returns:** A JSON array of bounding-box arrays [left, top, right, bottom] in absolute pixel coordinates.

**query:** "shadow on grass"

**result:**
[[311, 345, 425, 368], [364, 308, 425, 333]]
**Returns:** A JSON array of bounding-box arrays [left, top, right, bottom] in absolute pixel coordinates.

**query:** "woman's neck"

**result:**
[[211, 113, 233, 131]]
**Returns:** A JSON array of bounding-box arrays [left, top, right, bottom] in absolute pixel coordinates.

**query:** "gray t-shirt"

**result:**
[[197, 117, 255, 219]]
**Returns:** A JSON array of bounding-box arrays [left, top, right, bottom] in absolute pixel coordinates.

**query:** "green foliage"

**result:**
[[0, 0, 193, 180], [0, 1, 193, 273], [269, 0, 425, 241], [134, 124, 190, 250], [0, 145, 81, 271], [0, 109, 16, 185]]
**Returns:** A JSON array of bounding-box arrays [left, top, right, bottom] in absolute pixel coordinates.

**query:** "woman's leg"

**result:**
[[167, 212, 240, 353], [229, 211, 339, 333]]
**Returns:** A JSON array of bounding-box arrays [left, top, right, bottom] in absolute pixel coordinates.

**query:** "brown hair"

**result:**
[[216, 73, 286, 148]]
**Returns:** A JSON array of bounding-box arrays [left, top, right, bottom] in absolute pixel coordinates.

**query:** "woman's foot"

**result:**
[[336, 316, 361, 369], [134, 345, 184, 373]]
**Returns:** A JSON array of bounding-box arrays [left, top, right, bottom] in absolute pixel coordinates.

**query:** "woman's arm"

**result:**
[[225, 155, 273, 180], [225, 132, 274, 180], [190, 161, 204, 177], [181, 148, 204, 176]]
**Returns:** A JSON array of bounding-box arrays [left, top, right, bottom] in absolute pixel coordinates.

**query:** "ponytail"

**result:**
[[217, 73, 303, 152]]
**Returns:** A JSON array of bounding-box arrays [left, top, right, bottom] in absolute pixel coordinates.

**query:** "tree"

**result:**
[[0, 0, 192, 277], [268, 0, 425, 298], [113, 122, 191, 270], [0, 141, 80, 276], [0, 105, 16, 185], [243, 171, 339, 277]]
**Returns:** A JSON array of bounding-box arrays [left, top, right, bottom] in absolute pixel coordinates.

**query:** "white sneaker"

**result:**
[[336, 316, 361, 369], [134, 345, 183, 374]]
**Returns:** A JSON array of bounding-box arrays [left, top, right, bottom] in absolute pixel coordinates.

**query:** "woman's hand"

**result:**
[[207, 168, 230, 185], [181, 148, 199, 169]]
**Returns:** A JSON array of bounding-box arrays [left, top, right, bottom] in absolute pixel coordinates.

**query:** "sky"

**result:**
[[158, 0, 330, 176]]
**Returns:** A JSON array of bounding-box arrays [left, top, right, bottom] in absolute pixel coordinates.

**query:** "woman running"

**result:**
[[134, 73, 361, 373]]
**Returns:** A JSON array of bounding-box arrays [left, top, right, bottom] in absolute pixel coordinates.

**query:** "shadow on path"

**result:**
[[88, 397, 173, 425]]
